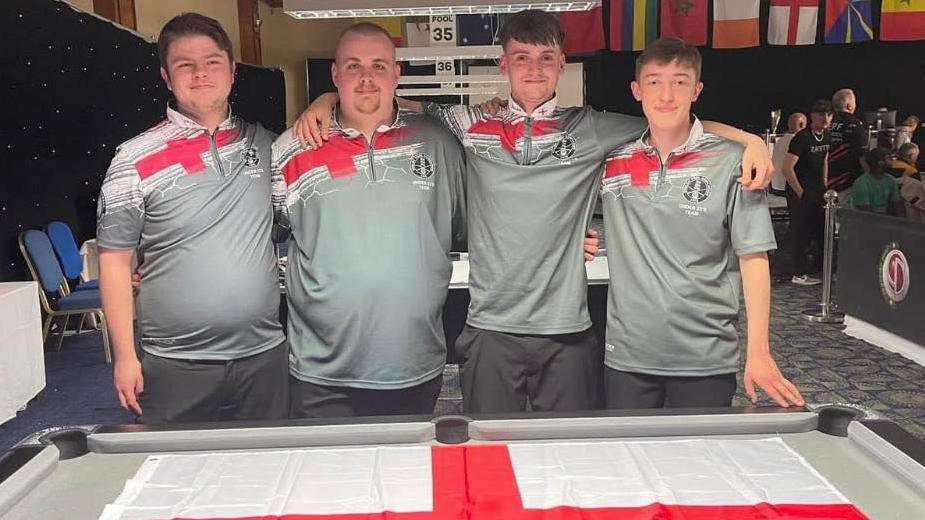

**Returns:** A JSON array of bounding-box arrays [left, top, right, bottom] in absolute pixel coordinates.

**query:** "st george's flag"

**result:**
[[610, 0, 658, 51], [660, 0, 708, 46], [99, 438, 869, 520], [768, 0, 820, 45], [825, 0, 873, 43], [713, 0, 760, 48], [560, 7, 606, 55], [881, 0, 925, 41]]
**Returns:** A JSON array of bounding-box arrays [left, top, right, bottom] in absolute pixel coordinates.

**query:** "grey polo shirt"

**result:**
[[424, 97, 646, 334], [96, 105, 284, 360], [600, 119, 777, 376], [272, 107, 466, 389]]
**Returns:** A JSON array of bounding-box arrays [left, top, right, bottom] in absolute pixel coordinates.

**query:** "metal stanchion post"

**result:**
[[804, 190, 845, 323]]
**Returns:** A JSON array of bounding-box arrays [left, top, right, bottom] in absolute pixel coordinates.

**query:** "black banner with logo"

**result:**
[[837, 209, 924, 345]]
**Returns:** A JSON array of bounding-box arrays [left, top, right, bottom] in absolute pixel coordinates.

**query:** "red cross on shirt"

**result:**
[[771, 0, 819, 45], [281, 134, 367, 186], [135, 129, 238, 180]]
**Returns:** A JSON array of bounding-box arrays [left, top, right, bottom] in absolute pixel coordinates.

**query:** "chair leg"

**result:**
[[76, 313, 86, 336], [55, 315, 69, 351], [96, 311, 112, 364], [42, 315, 53, 343]]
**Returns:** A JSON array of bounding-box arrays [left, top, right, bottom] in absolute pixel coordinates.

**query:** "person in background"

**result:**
[[891, 143, 920, 179], [828, 88, 866, 193], [782, 100, 833, 286], [895, 115, 919, 150], [852, 148, 904, 217], [771, 113, 806, 194]]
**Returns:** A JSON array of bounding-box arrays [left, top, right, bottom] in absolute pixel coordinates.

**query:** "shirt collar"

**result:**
[[332, 99, 402, 138], [166, 102, 236, 131], [507, 95, 558, 119], [637, 116, 704, 155]]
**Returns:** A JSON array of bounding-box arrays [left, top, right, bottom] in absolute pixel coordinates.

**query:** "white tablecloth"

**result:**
[[79, 238, 99, 282], [0, 282, 46, 424]]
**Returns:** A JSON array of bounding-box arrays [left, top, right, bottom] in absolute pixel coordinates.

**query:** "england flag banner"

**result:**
[[100, 438, 867, 519]]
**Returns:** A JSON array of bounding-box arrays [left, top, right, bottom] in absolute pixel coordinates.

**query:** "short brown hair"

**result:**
[[635, 38, 702, 80], [497, 10, 565, 51], [157, 13, 234, 69]]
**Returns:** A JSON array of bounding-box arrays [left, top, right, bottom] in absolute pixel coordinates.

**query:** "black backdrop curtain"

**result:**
[[0, 0, 285, 282]]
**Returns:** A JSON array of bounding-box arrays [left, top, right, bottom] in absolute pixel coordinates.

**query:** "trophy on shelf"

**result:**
[[766, 109, 782, 145]]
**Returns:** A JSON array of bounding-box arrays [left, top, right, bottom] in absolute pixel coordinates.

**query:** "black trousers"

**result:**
[[604, 367, 737, 409], [137, 340, 290, 425], [289, 375, 443, 419], [456, 325, 602, 414], [786, 189, 825, 275]]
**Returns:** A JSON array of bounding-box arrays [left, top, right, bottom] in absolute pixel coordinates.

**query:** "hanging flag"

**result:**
[[610, 0, 658, 51], [713, 0, 760, 48], [881, 0, 925, 41], [768, 0, 820, 45], [825, 0, 873, 43], [560, 7, 606, 55], [458, 14, 498, 46], [100, 439, 869, 520], [405, 17, 430, 47], [363, 16, 405, 46], [659, 0, 708, 45]]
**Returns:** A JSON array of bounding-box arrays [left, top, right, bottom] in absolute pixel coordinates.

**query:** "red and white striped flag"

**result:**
[[769, 0, 820, 45], [100, 438, 869, 519]]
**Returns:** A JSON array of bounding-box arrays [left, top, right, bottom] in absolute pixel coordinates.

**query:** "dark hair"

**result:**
[[157, 13, 234, 69], [497, 10, 565, 51], [635, 38, 702, 80], [811, 99, 834, 115], [866, 147, 890, 171]]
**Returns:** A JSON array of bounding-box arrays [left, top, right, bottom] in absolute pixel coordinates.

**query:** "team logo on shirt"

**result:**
[[410, 153, 435, 179], [410, 153, 436, 191], [879, 243, 910, 307], [552, 134, 576, 160], [683, 176, 712, 203], [242, 147, 260, 167]]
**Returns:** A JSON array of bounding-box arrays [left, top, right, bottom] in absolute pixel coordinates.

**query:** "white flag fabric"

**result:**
[[100, 438, 868, 520], [768, 1, 820, 45]]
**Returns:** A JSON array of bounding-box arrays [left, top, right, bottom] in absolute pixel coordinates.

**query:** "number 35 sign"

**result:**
[[430, 15, 456, 47]]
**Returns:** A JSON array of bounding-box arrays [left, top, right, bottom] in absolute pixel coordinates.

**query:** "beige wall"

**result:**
[[134, 0, 241, 58], [64, 0, 95, 13], [258, 4, 350, 125]]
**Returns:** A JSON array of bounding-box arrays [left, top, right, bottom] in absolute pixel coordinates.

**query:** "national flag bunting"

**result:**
[[881, 0, 925, 41], [660, 0, 708, 46], [561, 7, 606, 55], [768, 0, 820, 45], [713, 0, 760, 48], [825, 0, 873, 43], [610, 0, 658, 51]]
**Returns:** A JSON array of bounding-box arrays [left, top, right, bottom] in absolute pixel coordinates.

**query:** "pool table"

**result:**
[[1, 405, 923, 519]]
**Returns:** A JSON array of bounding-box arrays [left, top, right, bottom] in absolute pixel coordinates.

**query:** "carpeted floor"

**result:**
[[2, 280, 924, 452]]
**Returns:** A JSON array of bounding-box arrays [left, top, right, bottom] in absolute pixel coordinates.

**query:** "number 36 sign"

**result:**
[[430, 15, 456, 47]]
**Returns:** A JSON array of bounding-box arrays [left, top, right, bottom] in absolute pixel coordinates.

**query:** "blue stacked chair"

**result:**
[[45, 221, 99, 292], [18, 229, 112, 362]]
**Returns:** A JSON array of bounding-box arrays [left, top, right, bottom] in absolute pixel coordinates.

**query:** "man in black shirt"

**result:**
[[828, 89, 866, 192], [783, 100, 833, 286]]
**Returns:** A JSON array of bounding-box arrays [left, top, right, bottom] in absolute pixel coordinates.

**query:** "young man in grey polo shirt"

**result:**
[[272, 24, 466, 418], [601, 38, 804, 409], [97, 14, 288, 424], [295, 11, 772, 414]]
